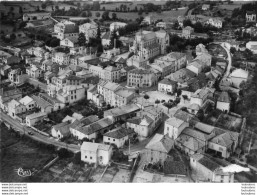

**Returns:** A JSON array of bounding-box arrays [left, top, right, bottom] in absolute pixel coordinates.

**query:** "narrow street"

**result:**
[[0, 111, 80, 153]]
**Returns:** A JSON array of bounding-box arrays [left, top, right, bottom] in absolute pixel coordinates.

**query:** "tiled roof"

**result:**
[[19, 96, 34, 106], [177, 134, 205, 152], [218, 91, 230, 103], [145, 133, 174, 153], [104, 127, 134, 139], [114, 88, 134, 98], [104, 104, 140, 117], [26, 112, 47, 120], [53, 121, 70, 136], [76, 117, 113, 135], [165, 117, 186, 128], [103, 81, 121, 91], [159, 78, 177, 85], [182, 127, 215, 142], [164, 157, 187, 175], [81, 142, 111, 152], [129, 68, 154, 75]]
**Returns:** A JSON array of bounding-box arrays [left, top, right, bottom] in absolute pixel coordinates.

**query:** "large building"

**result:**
[[127, 69, 157, 88], [127, 30, 169, 67], [79, 23, 97, 41]]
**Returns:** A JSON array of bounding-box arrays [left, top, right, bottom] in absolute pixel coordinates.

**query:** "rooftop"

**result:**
[[145, 133, 174, 153], [104, 127, 134, 139]]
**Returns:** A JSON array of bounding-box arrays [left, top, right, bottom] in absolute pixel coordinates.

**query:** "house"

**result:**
[[156, 22, 167, 29], [51, 121, 71, 139], [126, 106, 163, 138], [26, 66, 43, 79], [8, 69, 28, 85], [0, 88, 22, 111], [7, 99, 26, 118], [190, 87, 215, 107], [145, 134, 174, 165], [164, 117, 189, 139], [110, 22, 127, 32], [186, 60, 205, 75], [113, 88, 135, 108], [60, 37, 78, 48], [216, 92, 230, 113], [52, 52, 70, 65], [103, 127, 134, 148], [202, 4, 210, 11], [127, 69, 157, 88], [158, 78, 177, 93], [246, 11, 256, 23], [19, 96, 35, 111], [101, 31, 111, 47], [246, 41, 257, 54], [32, 93, 65, 113], [23, 12, 51, 21], [81, 142, 113, 166], [54, 20, 79, 40], [229, 68, 249, 88], [3, 56, 21, 65], [0, 65, 11, 76], [26, 112, 47, 127], [104, 65, 121, 82], [190, 153, 234, 182], [79, 23, 97, 41], [104, 103, 140, 123], [195, 53, 212, 67], [87, 85, 104, 107], [206, 18, 223, 28], [208, 130, 239, 159], [71, 117, 113, 141]]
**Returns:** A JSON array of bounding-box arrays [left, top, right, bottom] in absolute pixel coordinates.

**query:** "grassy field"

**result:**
[[0, 127, 55, 182], [91, 9, 187, 23]]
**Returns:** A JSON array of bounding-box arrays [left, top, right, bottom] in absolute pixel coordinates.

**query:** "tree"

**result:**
[[95, 12, 100, 18], [135, 6, 138, 12], [41, 3, 47, 10], [183, 19, 192, 27], [92, 1, 100, 11], [73, 152, 81, 164], [57, 148, 70, 159], [164, 102, 173, 114], [102, 11, 110, 20], [112, 13, 117, 20], [102, 6, 105, 11], [155, 99, 160, 107], [138, 8, 143, 16], [97, 25, 101, 39], [10, 33, 16, 40], [110, 30, 122, 49], [87, 10, 92, 17], [144, 94, 150, 103], [78, 32, 86, 47], [230, 47, 237, 54], [81, 12, 87, 17]]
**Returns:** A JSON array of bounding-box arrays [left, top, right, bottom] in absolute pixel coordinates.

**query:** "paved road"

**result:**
[[213, 42, 232, 77], [0, 112, 80, 153]]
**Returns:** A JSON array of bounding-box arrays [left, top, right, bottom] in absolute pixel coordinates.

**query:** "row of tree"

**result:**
[[167, 34, 213, 53]]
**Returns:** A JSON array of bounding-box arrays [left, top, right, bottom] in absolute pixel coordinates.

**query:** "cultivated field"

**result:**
[[0, 127, 54, 182], [91, 9, 187, 23]]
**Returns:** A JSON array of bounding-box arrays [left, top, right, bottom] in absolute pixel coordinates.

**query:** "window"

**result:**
[[85, 156, 87, 158], [90, 157, 92, 159], [113, 139, 115, 141], [108, 138, 110, 140]]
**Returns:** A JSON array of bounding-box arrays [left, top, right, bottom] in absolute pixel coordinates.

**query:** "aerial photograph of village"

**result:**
[[0, 0, 257, 183]]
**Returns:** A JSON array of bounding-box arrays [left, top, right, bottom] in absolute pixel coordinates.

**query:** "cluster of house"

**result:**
[[0, 10, 252, 182], [178, 14, 223, 29]]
